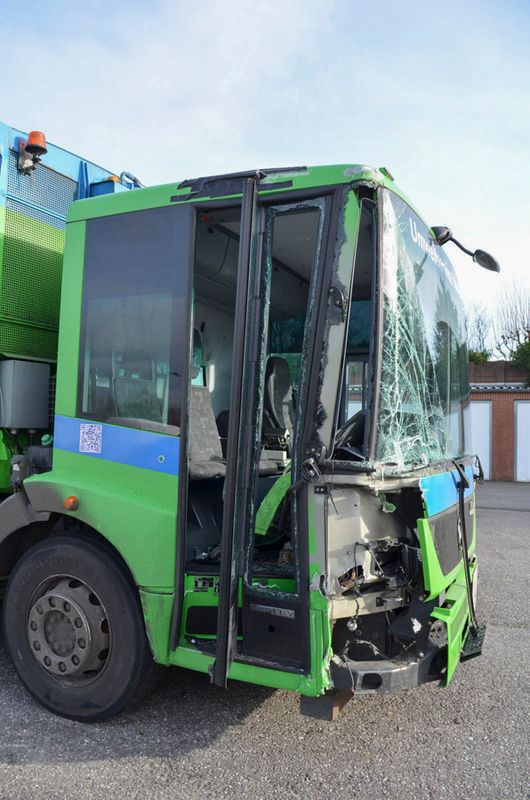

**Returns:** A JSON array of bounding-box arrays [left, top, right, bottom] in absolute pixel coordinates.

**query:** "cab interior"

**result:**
[[184, 205, 321, 572]]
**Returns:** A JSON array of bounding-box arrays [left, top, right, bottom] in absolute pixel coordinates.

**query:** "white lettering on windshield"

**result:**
[[409, 217, 456, 286]]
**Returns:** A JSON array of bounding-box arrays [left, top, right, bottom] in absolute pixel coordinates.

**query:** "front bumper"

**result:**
[[330, 558, 483, 695], [330, 646, 441, 694]]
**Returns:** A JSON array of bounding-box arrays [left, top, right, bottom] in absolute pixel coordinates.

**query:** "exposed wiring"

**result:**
[[346, 540, 415, 658], [354, 540, 384, 578], [383, 607, 415, 654], [207, 227, 231, 279]]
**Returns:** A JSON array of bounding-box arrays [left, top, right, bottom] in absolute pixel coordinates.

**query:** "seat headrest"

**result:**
[[264, 356, 294, 432]]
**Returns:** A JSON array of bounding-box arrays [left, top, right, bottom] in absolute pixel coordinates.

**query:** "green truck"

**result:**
[[0, 125, 497, 721]]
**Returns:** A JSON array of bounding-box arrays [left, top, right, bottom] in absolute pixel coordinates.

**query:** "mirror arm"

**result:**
[[433, 226, 500, 273], [447, 236, 474, 258]]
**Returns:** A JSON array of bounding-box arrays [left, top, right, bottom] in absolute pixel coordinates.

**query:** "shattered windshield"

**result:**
[[375, 190, 469, 469]]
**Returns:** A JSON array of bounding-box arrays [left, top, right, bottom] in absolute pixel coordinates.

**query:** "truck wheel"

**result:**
[[3, 535, 159, 722]]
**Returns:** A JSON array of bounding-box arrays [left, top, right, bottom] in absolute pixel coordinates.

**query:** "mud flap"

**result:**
[[461, 624, 486, 661], [431, 561, 476, 684], [300, 689, 353, 721]]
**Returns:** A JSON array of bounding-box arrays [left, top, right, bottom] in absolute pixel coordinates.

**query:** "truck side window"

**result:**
[[191, 328, 206, 387], [78, 207, 189, 432]]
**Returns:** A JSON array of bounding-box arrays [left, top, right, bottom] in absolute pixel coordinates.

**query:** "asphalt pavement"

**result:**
[[0, 482, 528, 800]]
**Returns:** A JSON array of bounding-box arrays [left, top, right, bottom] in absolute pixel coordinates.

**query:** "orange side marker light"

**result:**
[[64, 495, 79, 511]]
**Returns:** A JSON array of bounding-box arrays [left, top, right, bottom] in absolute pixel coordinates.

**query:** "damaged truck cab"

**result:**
[[1, 163, 489, 721]]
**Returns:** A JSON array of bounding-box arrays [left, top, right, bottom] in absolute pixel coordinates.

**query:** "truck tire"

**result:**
[[3, 534, 160, 722]]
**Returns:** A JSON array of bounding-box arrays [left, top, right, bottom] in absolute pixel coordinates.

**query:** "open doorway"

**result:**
[[334, 196, 376, 460], [182, 199, 325, 664]]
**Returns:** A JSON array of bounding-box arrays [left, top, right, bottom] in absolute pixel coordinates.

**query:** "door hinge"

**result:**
[[329, 285, 347, 321]]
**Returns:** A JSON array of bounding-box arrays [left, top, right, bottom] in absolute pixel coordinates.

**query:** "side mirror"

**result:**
[[432, 226, 500, 273], [473, 249, 500, 273], [431, 226, 452, 246]]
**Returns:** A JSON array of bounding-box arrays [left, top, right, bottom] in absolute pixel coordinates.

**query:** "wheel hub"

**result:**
[[27, 577, 110, 679]]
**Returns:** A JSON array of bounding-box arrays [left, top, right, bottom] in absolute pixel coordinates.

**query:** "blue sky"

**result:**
[[1, 0, 529, 308]]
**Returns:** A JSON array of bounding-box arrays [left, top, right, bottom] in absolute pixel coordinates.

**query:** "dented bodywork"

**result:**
[[175, 167, 482, 705], [290, 176, 480, 711], [6, 162, 483, 721]]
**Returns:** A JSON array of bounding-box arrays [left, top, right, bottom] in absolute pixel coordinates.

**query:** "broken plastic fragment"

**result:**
[[378, 491, 397, 514]]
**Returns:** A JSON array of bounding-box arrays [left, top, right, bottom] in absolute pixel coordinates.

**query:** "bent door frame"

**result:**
[[213, 185, 347, 687]]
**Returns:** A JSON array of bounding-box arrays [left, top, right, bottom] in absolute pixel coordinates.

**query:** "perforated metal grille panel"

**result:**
[[0, 318, 58, 361], [2, 204, 63, 325], [7, 150, 76, 219], [6, 196, 64, 229], [0, 148, 75, 360]]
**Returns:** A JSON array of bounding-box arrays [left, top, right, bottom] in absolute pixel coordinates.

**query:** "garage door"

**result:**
[[515, 401, 530, 481], [467, 401, 492, 480]]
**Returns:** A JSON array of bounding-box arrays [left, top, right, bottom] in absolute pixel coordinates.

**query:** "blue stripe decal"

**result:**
[[420, 466, 474, 517], [54, 415, 179, 476]]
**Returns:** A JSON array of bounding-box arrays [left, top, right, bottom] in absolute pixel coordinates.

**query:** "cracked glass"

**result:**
[[376, 190, 469, 470]]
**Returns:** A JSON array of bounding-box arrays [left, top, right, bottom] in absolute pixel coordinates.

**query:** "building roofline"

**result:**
[[470, 383, 530, 392]]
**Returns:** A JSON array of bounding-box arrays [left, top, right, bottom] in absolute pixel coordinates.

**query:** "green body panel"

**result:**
[[417, 508, 476, 601], [168, 608, 330, 696], [179, 574, 295, 640], [431, 559, 477, 684], [181, 573, 220, 640], [139, 589, 173, 664], [0, 204, 63, 361], [416, 504, 477, 683], [0, 433, 13, 492], [136, 545, 475, 692], [306, 491, 332, 695], [308, 589, 332, 695], [34, 169, 360, 693], [25, 450, 178, 589], [0, 205, 4, 271], [53, 221, 85, 415], [19, 164, 477, 699], [254, 468, 291, 535], [168, 641, 322, 694], [140, 576, 329, 697]]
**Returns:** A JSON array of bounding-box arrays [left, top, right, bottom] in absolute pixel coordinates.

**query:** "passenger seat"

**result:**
[[189, 386, 226, 480], [262, 356, 295, 450]]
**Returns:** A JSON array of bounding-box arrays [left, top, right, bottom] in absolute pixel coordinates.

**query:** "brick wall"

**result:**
[[470, 391, 530, 480], [469, 360, 529, 384]]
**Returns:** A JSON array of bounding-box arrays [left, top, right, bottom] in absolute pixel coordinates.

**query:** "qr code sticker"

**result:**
[[79, 423, 103, 454]]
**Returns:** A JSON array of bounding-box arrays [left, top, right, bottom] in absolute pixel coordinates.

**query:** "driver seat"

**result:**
[[262, 357, 295, 443]]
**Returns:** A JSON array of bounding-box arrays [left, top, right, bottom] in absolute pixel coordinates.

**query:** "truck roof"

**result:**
[[67, 163, 425, 227]]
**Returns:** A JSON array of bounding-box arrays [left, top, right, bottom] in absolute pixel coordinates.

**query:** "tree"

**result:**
[[513, 340, 530, 386], [468, 350, 489, 363], [493, 282, 530, 359], [466, 302, 491, 359]]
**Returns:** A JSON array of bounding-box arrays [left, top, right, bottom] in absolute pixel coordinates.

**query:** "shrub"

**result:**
[[468, 350, 490, 364], [512, 341, 530, 386]]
